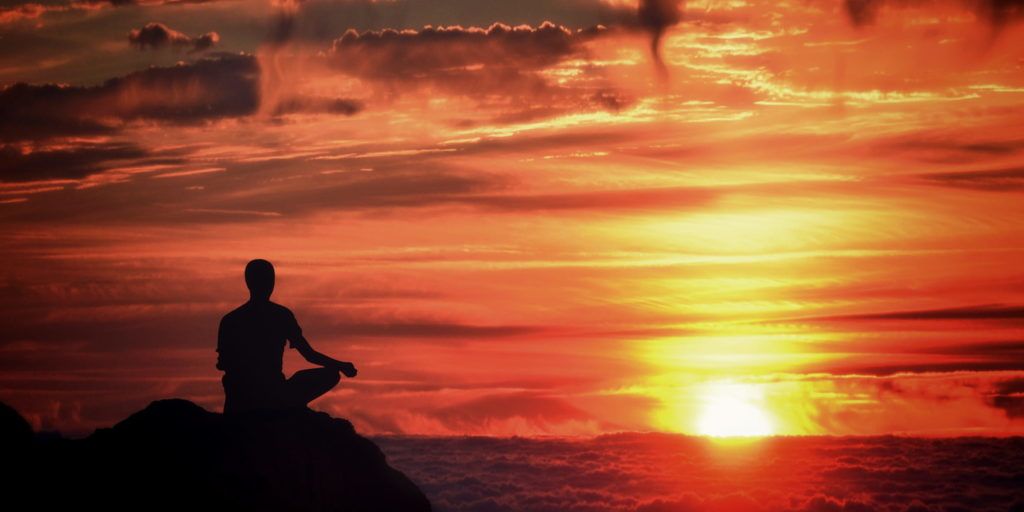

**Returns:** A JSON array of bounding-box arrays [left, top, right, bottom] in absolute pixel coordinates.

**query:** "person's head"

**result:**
[[245, 259, 275, 301]]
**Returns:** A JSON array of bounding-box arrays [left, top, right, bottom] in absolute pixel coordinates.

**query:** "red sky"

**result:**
[[1, 0, 1023, 438]]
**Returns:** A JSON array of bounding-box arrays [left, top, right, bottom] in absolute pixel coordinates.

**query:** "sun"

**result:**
[[696, 382, 775, 437]]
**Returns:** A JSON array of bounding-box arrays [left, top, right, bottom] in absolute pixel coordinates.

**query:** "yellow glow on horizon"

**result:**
[[696, 381, 775, 437]]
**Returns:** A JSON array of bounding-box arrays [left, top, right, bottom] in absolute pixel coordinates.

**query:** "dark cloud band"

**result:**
[[845, 0, 1024, 28], [0, 53, 361, 147]]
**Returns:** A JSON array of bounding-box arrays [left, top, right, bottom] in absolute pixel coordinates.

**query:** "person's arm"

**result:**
[[291, 334, 358, 377], [215, 317, 228, 372], [286, 311, 357, 377]]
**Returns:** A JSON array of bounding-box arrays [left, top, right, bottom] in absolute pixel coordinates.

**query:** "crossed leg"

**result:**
[[283, 367, 341, 408]]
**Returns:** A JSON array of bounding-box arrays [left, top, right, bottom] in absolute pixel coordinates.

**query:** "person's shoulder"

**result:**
[[268, 302, 302, 334], [267, 301, 296, 318], [222, 303, 245, 319], [221, 303, 247, 320]]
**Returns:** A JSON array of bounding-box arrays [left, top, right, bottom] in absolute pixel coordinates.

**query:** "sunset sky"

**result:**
[[1, 0, 1022, 439]]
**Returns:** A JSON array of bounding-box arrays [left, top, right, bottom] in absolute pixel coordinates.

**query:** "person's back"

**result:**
[[217, 259, 357, 415], [218, 300, 303, 413]]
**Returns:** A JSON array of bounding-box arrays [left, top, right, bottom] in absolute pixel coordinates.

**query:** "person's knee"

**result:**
[[322, 367, 341, 387], [287, 368, 340, 405], [305, 366, 340, 388]]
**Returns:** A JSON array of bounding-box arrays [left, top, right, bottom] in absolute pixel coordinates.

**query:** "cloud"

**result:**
[[919, 166, 1024, 190], [0, 53, 363, 144], [0, 3, 56, 24], [795, 304, 1024, 322], [780, 307, 1024, 375], [329, 21, 602, 80], [128, 22, 220, 53], [325, 3, 687, 86], [191, 32, 220, 52], [307, 320, 544, 340], [430, 391, 599, 430], [0, 142, 152, 182], [924, 339, 1024, 355], [990, 377, 1024, 418], [82, 0, 216, 6], [13, 0, 689, 125], [831, 361, 1024, 375], [0, 54, 259, 142], [130, 23, 196, 50], [822, 340, 1024, 376], [270, 96, 363, 116], [844, 0, 1024, 28], [459, 186, 713, 213], [874, 133, 1024, 164], [304, 2, 690, 113], [324, 21, 631, 117], [374, 434, 1024, 512], [192, 163, 717, 218]]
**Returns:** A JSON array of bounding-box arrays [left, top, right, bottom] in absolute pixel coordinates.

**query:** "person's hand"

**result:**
[[335, 361, 357, 378]]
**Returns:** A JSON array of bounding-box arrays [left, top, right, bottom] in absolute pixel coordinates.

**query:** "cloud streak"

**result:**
[[0, 142, 153, 182], [804, 304, 1024, 322], [845, 0, 1024, 28], [0, 0, 220, 25], [919, 166, 1024, 190]]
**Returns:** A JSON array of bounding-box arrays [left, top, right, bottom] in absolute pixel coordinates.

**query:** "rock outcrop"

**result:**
[[2, 399, 431, 512]]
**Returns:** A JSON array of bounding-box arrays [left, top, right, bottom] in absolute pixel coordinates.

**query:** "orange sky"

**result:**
[[1, 0, 1023, 438]]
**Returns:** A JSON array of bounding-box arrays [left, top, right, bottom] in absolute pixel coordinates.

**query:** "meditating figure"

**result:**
[[217, 259, 357, 415]]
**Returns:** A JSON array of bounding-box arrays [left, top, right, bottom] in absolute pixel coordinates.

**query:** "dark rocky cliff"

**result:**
[[2, 399, 431, 512]]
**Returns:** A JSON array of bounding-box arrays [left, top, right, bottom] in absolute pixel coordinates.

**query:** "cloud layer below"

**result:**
[[378, 433, 1024, 512]]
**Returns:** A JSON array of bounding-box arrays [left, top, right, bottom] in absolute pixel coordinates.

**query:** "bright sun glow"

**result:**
[[696, 382, 775, 437]]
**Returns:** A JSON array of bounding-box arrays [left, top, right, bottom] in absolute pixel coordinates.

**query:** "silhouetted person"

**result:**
[[217, 259, 357, 415]]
